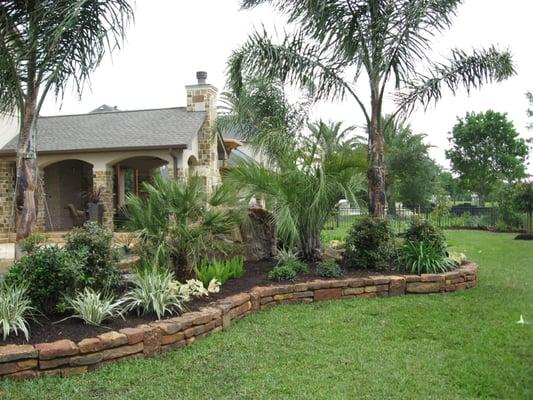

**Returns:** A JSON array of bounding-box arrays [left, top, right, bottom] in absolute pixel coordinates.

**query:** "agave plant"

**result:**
[[63, 288, 124, 326], [401, 241, 456, 275], [123, 267, 186, 319], [0, 283, 36, 340]]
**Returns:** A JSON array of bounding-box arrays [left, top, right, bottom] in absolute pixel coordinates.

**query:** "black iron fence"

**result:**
[[324, 206, 527, 233]]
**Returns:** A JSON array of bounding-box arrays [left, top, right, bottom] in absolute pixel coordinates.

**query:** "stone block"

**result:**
[[78, 338, 103, 354], [61, 366, 88, 377], [370, 276, 391, 285], [0, 344, 37, 363], [420, 274, 445, 282], [229, 301, 252, 319], [220, 293, 250, 308], [35, 340, 79, 360], [161, 331, 185, 345], [346, 278, 366, 288], [273, 293, 294, 301], [314, 288, 342, 301], [39, 357, 71, 370], [69, 352, 104, 366], [119, 328, 145, 345], [343, 287, 364, 296], [260, 296, 273, 305], [0, 359, 37, 375], [5, 370, 36, 380], [102, 343, 143, 361], [98, 331, 128, 349], [406, 281, 441, 293], [405, 275, 421, 282], [143, 328, 162, 357]]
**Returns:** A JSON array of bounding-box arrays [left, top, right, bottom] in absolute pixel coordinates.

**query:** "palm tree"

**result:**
[[124, 176, 240, 275], [0, 1, 133, 257], [228, 0, 515, 217], [225, 121, 366, 260]]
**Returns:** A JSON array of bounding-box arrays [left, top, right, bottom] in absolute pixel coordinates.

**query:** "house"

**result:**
[[0, 72, 230, 233]]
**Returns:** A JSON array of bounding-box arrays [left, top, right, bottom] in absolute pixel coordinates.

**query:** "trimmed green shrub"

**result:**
[[317, 259, 342, 278], [401, 241, 455, 274], [290, 259, 309, 274], [403, 220, 447, 253], [5, 245, 84, 314], [268, 264, 297, 281], [194, 256, 245, 288], [344, 217, 396, 270], [64, 222, 122, 292]]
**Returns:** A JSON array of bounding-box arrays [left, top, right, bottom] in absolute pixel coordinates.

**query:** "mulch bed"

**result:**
[[2, 259, 389, 346]]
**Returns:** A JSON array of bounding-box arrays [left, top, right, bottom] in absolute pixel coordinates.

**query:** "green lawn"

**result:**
[[1, 231, 532, 399]]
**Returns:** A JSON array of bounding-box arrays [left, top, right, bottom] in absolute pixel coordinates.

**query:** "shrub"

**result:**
[[64, 288, 124, 326], [0, 283, 35, 340], [290, 259, 309, 274], [194, 256, 244, 288], [449, 251, 467, 266], [268, 264, 297, 281], [123, 267, 185, 319], [276, 248, 299, 265], [5, 245, 84, 314], [403, 220, 447, 253], [317, 259, 342, 278], [344, 217, 396, 270], [64, 222, 122, 292], [401, 241, 455, 274]]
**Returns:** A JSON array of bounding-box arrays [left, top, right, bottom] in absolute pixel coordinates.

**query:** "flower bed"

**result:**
[[0, 263, 477, 380]]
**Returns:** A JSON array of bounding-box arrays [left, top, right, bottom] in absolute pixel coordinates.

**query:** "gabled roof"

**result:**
[[0, 107, 206, 155]]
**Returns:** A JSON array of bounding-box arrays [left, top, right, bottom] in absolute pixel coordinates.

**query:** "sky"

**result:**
[[40, 0, 533, 172]]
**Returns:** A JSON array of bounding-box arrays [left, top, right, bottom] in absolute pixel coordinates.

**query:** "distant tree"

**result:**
[[446, 111, 529, 206], [0, 1, 133, 258], [514, 182, 533, 232], [527, 91, 533, 130], [382, 117, 436, 211], [437, 170, 469, 204], [229, 0, 515, 217]]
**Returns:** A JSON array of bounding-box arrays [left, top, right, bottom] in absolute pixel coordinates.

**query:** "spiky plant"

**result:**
[[123, 176, 239, 274], [63, 288, 124, 326], [0, 283, 35, 340], [401, 241, 455, 275], [123, 267, 185, 320]]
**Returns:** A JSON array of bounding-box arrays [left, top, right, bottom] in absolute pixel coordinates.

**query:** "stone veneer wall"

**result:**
[[0, 263, 478, 380], [93, 169, 114, 231], [0, 160, 15, 234]]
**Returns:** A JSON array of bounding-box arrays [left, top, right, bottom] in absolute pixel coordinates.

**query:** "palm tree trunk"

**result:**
[[299, 230, 322, 261], [368, 93, 387, 218], [14, 96, 39, 260]]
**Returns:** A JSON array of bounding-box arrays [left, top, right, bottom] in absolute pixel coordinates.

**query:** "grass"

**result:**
[[1, 230, 532, 399]]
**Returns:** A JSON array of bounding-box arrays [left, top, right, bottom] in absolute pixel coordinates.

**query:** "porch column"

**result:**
[[36, 168, 46, 232], [93, 167, 114, 231], [0, 160, 15, 234]]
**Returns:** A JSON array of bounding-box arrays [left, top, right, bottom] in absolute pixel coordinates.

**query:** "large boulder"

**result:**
[[240, 207, 277, 261]]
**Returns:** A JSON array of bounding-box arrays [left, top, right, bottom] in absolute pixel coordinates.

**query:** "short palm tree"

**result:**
[[123, 176, 239, 275], [229, 0, 515, 217], [0, 1, 133, 258], [225, 121, 366, 260]]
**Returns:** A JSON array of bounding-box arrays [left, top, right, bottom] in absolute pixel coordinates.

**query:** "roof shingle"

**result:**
[[0, 107, 205, 154]]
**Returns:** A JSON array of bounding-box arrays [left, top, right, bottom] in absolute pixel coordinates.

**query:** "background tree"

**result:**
[[0, 1, 133, 258], [527, 91, 533, 130], [382, 117, 436, 211], [436, 170, 469, 205], [446, 110, 529, 206], [228, 0, 515, 217], [514, 182, 533, 234]]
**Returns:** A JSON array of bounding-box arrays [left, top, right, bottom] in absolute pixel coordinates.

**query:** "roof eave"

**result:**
[[0, 144, 188, 157]]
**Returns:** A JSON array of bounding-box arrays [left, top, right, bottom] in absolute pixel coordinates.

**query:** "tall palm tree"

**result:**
[[0, 1, 133, 257], [225, 121, 366, 260], [228, 0, 515, 217]]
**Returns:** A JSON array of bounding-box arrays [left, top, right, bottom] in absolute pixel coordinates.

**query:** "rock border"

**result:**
[[0, 263, 477, 380]]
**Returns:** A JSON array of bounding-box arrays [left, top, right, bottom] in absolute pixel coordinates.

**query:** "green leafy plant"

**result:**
[[124, 175, 239, 275], [268, 264, 297, 281], [317, 259, 342, 278], [63, 288, 124, 326], [194, 256, 245, 288], [275, 248, 299, 265], [344, 217, 396, 270], [401, 241, 455, 275], [5, 245, 84, 314], [123, 267, 185, 319], [64, 222, 122, 292], [449, 251, 468, 266], [403, 220, 447, 254], [0, 283, 35, 340], [289, 259, 309, 275]]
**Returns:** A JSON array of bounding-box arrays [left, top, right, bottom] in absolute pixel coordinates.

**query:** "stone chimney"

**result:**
[[185, 71, 220, 190]]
